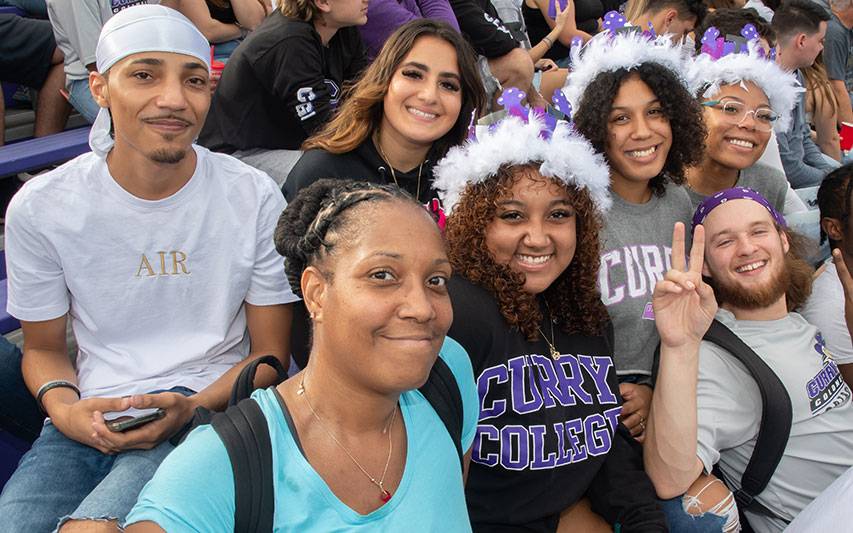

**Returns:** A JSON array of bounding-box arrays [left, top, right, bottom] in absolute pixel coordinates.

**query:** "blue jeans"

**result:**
[[0, 337, 43, 443], [0, 0, 47, 16], [0, 387, 193, 531], [660, 494, 729, 532], [212, 39, 241, 62], [67, 78, 99, 124]]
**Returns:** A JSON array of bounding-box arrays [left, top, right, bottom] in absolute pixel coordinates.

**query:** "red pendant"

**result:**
[[380, 489, 392, 502]]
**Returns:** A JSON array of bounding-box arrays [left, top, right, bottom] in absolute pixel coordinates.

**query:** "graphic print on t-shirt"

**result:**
[[599, 244, 673, 314], [474, 352, 621, 470], [111, 0, 149, 14], [135, 251, 191, 277], [808, 333, 851, 416]]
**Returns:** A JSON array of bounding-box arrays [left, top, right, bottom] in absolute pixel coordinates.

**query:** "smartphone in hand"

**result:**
[[106, 408, 166, 432]]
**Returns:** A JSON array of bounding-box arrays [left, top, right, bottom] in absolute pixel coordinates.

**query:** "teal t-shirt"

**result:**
[[127, 337, 478, 532]]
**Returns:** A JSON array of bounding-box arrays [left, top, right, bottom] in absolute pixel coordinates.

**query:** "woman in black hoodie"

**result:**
[[283, 19, 485, 209]]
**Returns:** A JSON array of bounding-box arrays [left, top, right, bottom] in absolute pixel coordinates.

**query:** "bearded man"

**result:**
[[643, 188, 853, 532]]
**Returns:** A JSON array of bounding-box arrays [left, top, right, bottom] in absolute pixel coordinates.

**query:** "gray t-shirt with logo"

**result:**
[[696, 309, 853, 532], [599, 183, 693, 383]]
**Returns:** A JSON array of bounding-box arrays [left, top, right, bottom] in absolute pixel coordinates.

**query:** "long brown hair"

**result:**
[[302, 19, 485, 159], [803, 52, 838, 118], [445, 164, 610, 341]]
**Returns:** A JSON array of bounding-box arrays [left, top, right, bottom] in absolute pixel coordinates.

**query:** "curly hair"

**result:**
[[444, 164, 609, 340], [574, 63, 706, 197], [302, 19, 485, 160], [274, 179, 423, 298]]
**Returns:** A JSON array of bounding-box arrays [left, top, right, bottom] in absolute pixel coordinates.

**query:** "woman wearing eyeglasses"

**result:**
[[684, 38, 800, 213]]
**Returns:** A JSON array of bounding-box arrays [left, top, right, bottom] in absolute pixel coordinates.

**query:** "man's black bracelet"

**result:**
[[36, 380, 81, 415]]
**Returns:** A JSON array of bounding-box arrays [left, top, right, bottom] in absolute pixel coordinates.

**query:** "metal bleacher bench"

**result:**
[[0, 6, 27, 15], [0, 126, 91, 178]]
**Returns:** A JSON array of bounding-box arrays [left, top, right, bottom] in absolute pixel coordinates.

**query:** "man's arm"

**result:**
[[21, 315, 131, 454], [179, 302, 293, 412], [644, 341, 706, 497], [644, 223, 718, 498]]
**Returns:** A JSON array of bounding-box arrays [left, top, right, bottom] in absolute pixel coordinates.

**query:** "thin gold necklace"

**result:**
[[538, 302, 560, 360], [297, 376, 397, 502], [375, 134, 423, 201]]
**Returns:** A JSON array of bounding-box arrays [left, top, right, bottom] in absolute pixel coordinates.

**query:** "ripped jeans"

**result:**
[[660, 478, 741, 532], [0, 387, 193, 532]]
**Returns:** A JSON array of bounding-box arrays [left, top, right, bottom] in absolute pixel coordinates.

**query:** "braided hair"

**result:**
[[274, 179, 423, 298]]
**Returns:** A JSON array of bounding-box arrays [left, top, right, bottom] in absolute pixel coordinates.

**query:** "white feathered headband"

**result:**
[[433, 90, 611, 215], [561, 11, 690, 111], [689, 26, 800, 133]]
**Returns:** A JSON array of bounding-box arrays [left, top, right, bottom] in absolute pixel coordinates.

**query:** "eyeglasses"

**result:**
[[701, 99, 780, 132]]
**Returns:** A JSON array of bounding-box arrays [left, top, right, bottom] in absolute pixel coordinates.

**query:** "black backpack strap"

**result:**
[[229, 355, 288, 406], [169, 356, 288, 446], [702, 319, 793, 518], [419, 355, 465, 471], [211, 398, 275, 533]]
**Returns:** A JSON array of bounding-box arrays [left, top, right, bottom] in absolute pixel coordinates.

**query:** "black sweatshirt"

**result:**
[[448, 276, 668, 532]]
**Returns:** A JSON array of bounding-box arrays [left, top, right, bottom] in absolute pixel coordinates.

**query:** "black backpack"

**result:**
[[701, 319, 793, 527], [193, 355, 464, 533]]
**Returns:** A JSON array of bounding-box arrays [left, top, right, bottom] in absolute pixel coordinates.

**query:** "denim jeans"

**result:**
[[0, 337, 43, 443], [0, 387, 193, 532], [67, 78, 99, 124], [660, 494, 729, 532]]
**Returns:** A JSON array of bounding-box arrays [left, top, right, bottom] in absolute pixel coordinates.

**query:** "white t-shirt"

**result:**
[[799, 261, 853, 366], [5, 145, 298, 399], [695, 309, 853, 532]]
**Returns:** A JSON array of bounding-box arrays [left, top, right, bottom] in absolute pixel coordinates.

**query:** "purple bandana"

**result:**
[[692, 187, 786, 234]]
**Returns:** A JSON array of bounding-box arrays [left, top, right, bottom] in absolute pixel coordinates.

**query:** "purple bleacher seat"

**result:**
[[0, 6, 27, 15], [0, 126, 90, 178]]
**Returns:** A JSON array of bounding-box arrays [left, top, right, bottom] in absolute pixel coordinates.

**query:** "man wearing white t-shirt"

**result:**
[[0, 6, 296, 532], [800, 164, 853, 385], [645, 188, 853, 532]]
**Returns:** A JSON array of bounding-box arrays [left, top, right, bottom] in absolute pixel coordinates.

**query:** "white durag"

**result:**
[[89, 4, 211, 157]]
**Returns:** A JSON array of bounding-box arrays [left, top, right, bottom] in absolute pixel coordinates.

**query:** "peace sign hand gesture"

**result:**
[[653, 223, 718, 349]]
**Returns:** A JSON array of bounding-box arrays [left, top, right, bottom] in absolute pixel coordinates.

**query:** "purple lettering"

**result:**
[[584, 413, 612, 456], [554, 356, 593, 405], [478, 366, 508, 420], [578, 355, 618, 404], [500, 425, 529, 470], [473, 425, 500, 466], [530, 425, 558, 469], [509, 355, 543, 415]]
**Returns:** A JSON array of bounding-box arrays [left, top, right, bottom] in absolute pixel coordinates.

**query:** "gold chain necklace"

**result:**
[[538, 302, 560, 360], [297, 376, 396, 502], [375, 134, 423, 202]]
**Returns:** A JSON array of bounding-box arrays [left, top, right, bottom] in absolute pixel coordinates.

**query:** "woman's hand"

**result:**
[[652, 223, 717, 349], [553, 0, 571, 33], [619, 382, 652, 441]]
